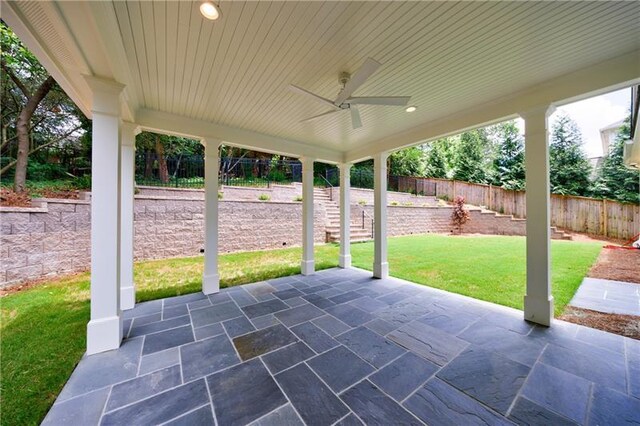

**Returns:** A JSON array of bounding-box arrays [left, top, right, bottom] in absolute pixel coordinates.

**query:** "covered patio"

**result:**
[[42, 268, 640, 425], [4, 1, 640, 424]]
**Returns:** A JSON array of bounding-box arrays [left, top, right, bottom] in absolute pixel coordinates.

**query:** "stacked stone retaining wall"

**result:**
[[1, 184, 562, 286], [1, 194, 325, 287]]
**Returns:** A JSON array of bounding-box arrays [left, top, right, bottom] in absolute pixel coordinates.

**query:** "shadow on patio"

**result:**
[[43, 268, 639, 425]]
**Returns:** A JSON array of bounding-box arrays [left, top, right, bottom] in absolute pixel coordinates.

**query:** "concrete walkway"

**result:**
[[570, 277, 640, 316]]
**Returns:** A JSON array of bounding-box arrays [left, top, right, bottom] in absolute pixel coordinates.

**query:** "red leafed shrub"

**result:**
[[451, 196, 469, 234]]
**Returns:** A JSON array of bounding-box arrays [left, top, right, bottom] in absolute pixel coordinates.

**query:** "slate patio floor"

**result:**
[[43, 268, 640, 425]]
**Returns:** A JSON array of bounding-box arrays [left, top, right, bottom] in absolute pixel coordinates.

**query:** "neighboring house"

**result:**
[[624, 85, 640, 169], [590, 119, 625, 177]]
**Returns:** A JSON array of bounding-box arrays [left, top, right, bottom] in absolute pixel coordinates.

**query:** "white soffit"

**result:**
[[6, 1, 640, 160]]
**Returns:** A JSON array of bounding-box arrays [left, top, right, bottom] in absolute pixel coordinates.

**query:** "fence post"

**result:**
[[602, 199, 608, 237], [452, 180, 456, 199]]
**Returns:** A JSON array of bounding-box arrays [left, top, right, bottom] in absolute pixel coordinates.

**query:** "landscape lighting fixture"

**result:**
[[200, 1, 221, 20], [405, 106, 417, 113]]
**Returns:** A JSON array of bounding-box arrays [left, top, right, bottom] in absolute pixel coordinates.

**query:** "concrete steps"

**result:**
[[315, 187, 373, 243]]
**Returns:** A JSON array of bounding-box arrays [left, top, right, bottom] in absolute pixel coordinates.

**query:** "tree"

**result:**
[[388, 146, 426, 177], [591, 117, 640, 204], [425, 137, 454, 178], [489, 121, 525, 190], [1, 21, 83, 191], [453, 129, 490, 183], [549, 113, 592, 196]]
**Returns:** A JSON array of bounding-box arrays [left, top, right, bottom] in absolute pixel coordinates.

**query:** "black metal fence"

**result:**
[[135, 155, 304, 188], [135, 153, 436, 196]]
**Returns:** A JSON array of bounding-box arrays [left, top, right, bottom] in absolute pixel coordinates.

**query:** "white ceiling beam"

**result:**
[[346, 49, 640, 163], [84, 1, 140, 122], [135, 108, 344, 164]]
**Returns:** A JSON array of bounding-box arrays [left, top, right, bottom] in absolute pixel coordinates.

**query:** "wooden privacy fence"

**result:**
[[400, 177, 639, 240]]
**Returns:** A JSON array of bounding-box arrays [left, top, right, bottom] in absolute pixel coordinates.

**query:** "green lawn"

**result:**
[[0, 235, 601, 425]]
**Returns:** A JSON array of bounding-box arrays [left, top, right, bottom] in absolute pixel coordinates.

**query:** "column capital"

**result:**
[[372, 151, 389, 162], [299, 156, 316, 165], [121, 122, 141, 141], [338, 162, 353, 171], [518, 104, 556, 120], [200, 138, 223, 148], [83, 75, 125, 117]]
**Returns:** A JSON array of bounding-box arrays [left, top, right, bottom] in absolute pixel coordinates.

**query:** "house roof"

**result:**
[[4, 1, 640, 163]]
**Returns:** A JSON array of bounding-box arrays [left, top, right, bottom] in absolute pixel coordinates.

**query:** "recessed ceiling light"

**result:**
[[405, 106, 417, 113], [200, 1, 221, 20]]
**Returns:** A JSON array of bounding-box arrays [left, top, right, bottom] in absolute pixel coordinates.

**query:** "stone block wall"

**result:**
[[1, 185, 557, 286], [332, 186, 438, 207], [1, 195, 325, 287], [1, 200, 91, 285], [354, 205, 532, 237]]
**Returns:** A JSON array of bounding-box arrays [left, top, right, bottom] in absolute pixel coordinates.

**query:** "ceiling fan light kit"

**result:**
[[200, 1, 221, 20], [290, 58, 412, 129]]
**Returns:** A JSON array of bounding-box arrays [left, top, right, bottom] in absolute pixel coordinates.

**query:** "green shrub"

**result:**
[[293, 195, 303, 202], [26, 162, 67, 181], [258, 194, 270, 201], [357, 199, 367, 205], [218, 191, 223, 200], [402, 201, 414, 206], [390, 201, 399, 206], [267, 169, 287, 182], [75, 174, 91, 189]]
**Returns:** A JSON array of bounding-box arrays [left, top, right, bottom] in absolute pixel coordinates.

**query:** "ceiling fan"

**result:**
[[289, 58, 411, 129]]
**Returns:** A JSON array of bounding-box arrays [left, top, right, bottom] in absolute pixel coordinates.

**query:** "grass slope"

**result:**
[[1, 235, 600, 425]]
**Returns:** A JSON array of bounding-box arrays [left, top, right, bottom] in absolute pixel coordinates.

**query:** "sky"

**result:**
[[551, 88, 630, 158]]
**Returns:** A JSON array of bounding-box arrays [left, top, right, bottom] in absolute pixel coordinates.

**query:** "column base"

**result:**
[[301, 260, 315, 276], [524, 294, 554, 326], [373, 262, 389, 279], [120, 285, 136, 311], [87, 315, 122, 355], [339, 254, 352, 268], [203, 273, 220, 295]]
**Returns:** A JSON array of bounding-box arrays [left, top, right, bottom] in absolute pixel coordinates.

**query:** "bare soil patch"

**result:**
[[560, 306, 640, 340]]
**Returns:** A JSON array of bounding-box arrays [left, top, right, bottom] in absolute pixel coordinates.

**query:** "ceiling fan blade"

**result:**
[[289, 85, 339, 109], [335, 57, 382, 105], [300, 109, 341, 123], [350, 105, 362, 129], [347, 96, 411, 106]]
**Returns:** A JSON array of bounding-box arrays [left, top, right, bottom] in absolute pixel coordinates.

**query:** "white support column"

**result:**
[[301, 157, 315, 275], [373, 152, 389, 279], [339, 163, 352, 268], [120, 122, 139, 310], [202, 139, 221, 294], [84, 76, 125, 355], [522, 105, 555, 326]]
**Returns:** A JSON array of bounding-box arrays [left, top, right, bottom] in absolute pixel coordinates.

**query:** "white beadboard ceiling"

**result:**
[[6, 1, 640, 158]]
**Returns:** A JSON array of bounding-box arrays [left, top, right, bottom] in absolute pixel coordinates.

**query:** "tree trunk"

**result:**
[[144, 150, 154, 179], [155, 135, 169, 184], [13, 76, 55, 192], [144, 150, 153, 179]]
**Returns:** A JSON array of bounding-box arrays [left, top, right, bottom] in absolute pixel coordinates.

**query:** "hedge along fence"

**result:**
[[399, 177, 639, 241]]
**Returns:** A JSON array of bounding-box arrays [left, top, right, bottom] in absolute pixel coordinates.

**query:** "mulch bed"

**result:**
[[559, 306, 640, 340], [587, 248, 640, 284], [562, 247, 640, 340], [0, 188, 81, 207], [0, 188, 31, 207]]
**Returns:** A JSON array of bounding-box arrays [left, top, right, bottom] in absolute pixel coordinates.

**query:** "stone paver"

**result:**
[[570, 277, 640, 315], [43, 268, 640, 425]]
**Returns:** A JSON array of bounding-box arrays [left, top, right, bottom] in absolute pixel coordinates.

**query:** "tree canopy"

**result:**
[[1, 21, 87, 191], [591, 117, 640, 204], [549, 113, 592, 196]]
